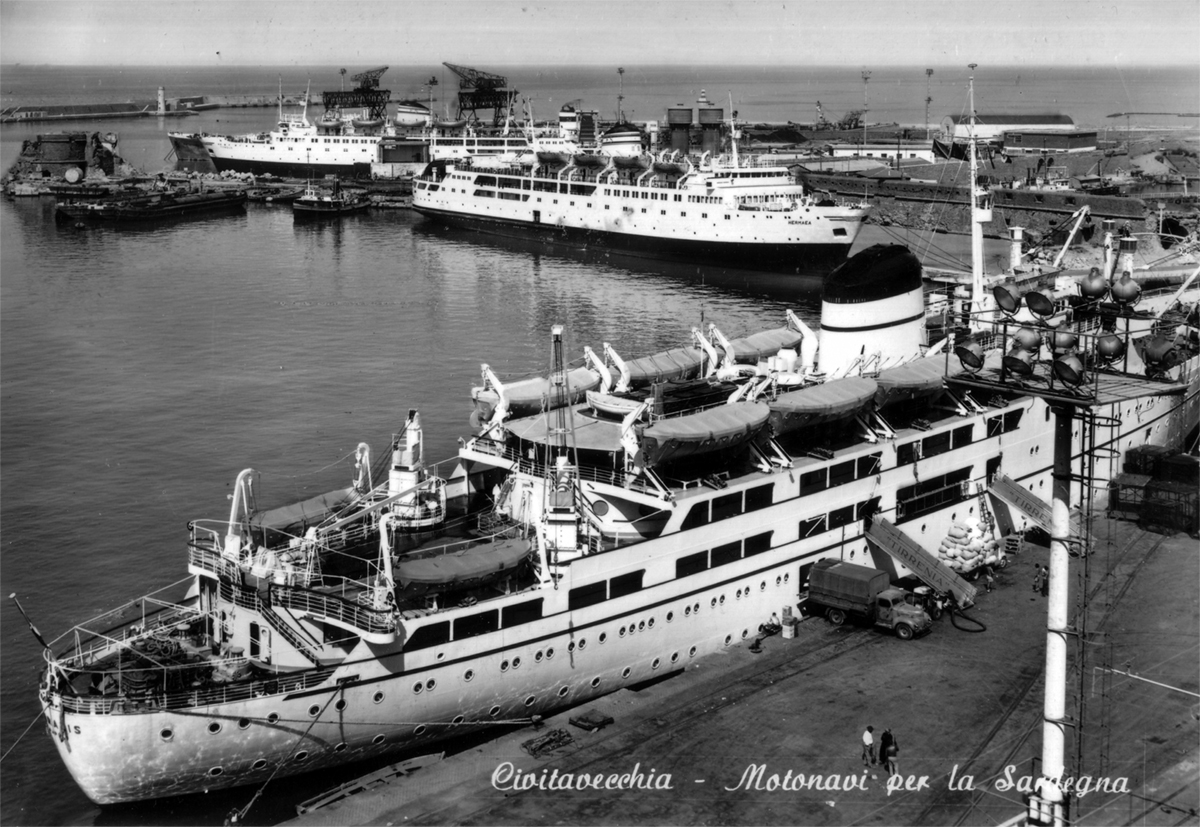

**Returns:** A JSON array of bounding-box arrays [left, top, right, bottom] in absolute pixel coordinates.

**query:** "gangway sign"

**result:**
[[865, 518, 978, 608], [989, 474, 1082, 536]]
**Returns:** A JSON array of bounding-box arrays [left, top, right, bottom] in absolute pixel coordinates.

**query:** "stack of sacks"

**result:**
[[936, 517, 1004, 572]]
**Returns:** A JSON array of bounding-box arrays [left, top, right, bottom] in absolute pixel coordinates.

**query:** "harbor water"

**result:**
[[1, 63, 1195, 826]]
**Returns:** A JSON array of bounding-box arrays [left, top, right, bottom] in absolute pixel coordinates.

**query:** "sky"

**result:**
[[1, 0, 1198, 67]]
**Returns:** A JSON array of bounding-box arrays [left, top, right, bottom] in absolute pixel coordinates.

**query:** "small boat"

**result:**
[[637, 401, 770, 467], [247, 187, 304, 204], [766, 377, 877, 436], [293, 181, 370, 219], [471, 366, 602, 426]]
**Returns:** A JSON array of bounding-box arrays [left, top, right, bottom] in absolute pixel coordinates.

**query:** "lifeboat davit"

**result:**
[[471, 367, 602, 421]]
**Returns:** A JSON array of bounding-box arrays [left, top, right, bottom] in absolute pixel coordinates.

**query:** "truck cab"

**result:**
[[803, 559, 932, 640], [872, 588, 931, 639]]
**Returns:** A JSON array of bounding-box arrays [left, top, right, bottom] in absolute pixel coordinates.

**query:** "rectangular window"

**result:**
[[829, 460, 856, 487], [799, 515, 826, 537], [986, 415, 1004, 438], [827, 504, 855, 530], [711, 492, 742, 523], [744, 484, 773, 512], [406, 620, 450, 651], [676, 551, 708, 578], [1003, 409, 1024, 432], [986, 455, 1002, 482], [952, 425, 973, 449], [568, 582, 607, 611], [454, 610, 499, 640], [896, 441, 919, 466], [857, 453, 882, 478], [800, 468, 827, 496], [711, 541, 742, 568], [923, 430, 952, 458], [681, 502, 709, 530], [858, 496, 881, 522], [502, 599, 543, 628], [744, 532, 772, 556], [609, 570, 644, 599]]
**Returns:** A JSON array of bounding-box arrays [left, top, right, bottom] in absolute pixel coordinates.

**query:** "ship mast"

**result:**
[[968, 64, 992, 315]]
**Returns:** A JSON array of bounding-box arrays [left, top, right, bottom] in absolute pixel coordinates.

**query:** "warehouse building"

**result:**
[[941, 113, 1076, 141]]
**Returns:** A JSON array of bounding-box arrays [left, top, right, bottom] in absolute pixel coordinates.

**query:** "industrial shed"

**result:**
[[941, 113, 1075, 141]]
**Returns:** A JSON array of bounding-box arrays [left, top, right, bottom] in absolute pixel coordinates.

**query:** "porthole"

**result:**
[[711, 597, 717, 608], [969, 506, 975, 515], [426, 678, 436, 691], [452, 715, 465, 725], [783, 575, 789, 584], [208, 721, 222, 734], [500, 660, 510, 672], [546, 647, 555, 659], [413, 682, 423, 694], [372, 691, 384, 704], [252, 758, 268, 770], [684, 606, 692, 617], [736, 589, 743, 599], [334, 699, 347, 712], [208, 767, 223, 777], [598, 633, 607, 644], [694, 602, 701, 612], [951, 512, 957, 521], [267, 712, 280, 724], [489, 705, 501, 717], [512, 657, 521, 670], [334, 742, 347, 753], [760, 581, 766, 592], [689, 646, 698, 658], [719, 595, 726, 606], [622, 666, 632, 678], [741, 629, 749, 640], [578, 639, 587, 650], [638, 621, 645, 632], [590, 677, 601, 688], [724, 634, 732, 646], [776, 576, 782, 586], [238, 718, 251, 730], [535, 650, 544, 663], [850, 549, 856, 559], [294, 750, 309, 762], [921, 523, 927, 534], [464, 669, 475, 682], [651, 658, 661, 670], [670, 652, 680, 664], [593, 500, 610, 516], [524, 695, 536, 707], [648, 618, 655, 628], [436, 652, 445, 661], [372, 734, 386, 745], [567, 642, 576, 652], [557, 686, 569, 697], [414, 725, 427, 736], [667, 611, 674, 622], [160, 727, 174, 742]]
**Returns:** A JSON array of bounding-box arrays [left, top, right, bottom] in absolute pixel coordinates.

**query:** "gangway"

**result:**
[[865, 517, 978, 608], [988, 474, 1083, 536]]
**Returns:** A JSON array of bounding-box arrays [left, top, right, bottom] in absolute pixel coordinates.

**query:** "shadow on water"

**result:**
[[409, 219, 832, 306]]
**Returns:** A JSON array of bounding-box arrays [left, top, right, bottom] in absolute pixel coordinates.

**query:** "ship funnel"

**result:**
[[1118, 236, 1138, 276], [818, 245, 923, 378]]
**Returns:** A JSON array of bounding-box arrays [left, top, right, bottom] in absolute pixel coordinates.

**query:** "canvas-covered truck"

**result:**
[[805, 559, 931, 639]]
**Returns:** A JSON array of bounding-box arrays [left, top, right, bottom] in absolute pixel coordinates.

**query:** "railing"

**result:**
[[466, 435, 669, 500], [57, 666, 336, 714], [271, 584, 395, 637], [188, 544, 241, 581]]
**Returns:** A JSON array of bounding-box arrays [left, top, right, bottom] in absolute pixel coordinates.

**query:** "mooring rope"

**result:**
[[0, 708, 45, 764]]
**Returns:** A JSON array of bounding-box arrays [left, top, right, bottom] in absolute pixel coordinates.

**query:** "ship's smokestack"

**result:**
[[818, 245, 924, 378], [1118, 236, 1138, 276], [157, 86, 166, 116]]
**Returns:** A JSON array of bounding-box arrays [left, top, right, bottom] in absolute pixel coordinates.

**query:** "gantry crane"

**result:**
[[443, 62, 517, 126]]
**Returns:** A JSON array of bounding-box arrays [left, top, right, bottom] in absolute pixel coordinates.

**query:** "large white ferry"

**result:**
[[411, 130, 871, 272], [37, 235, 1199, 804]]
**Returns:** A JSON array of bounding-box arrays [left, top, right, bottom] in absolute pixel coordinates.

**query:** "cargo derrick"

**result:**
[[323, 66, 391, 121], [443, 62, 516, 127]]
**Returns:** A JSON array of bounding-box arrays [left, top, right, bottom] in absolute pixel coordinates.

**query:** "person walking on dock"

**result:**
[[861, 725, 876, 766], [1039, 565, 1049, 597]]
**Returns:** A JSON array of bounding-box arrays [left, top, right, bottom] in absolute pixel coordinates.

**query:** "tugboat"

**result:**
[[292, 179, 370, 219]]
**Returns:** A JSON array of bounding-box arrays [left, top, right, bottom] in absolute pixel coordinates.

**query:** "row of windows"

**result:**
[[798, 496, 881, 538], [681, 483, 774, 530], [895, 467, 973, 522], [800, 453, 882, 496], [568, 569, 646, 611], [986, 409, 1025, 438], [405, 597, 545, 651], [674, 531, 774, 578], [274, 137, 372, 144], [896, 425, 974, 466], [604, 188, 684, 202]]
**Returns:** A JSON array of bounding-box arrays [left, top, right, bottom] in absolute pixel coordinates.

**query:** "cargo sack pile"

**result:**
[[936, 518, 1004, 573]]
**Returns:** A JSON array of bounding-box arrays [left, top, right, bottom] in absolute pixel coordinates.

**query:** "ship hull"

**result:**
[[413, 204, 853, 271]]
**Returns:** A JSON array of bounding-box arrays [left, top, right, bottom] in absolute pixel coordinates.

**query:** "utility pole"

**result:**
[[861, 70, 871, 154], [925, 68, 934, 140]]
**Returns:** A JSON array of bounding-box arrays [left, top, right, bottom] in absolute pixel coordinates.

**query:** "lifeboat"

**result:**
[[573, 153, 608, 168], [721, 327, 804, 364], [396, 537, 531, 592], [432, 119, 468, 131], [393, 101, 431, 127], [637, 401, 770, 466], [873, 357, 947, 407], [767, 377, 877, 436], [622, 346, 707, 386], [611, 154, 651, 170], [471, 367, 602, 421], [352, 118, 384, 130]]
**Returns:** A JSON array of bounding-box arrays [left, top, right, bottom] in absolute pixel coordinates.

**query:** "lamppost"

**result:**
[[861, 70, 871, 154]]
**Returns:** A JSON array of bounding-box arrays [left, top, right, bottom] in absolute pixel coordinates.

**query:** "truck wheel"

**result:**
[[931, 605, 944, 621], [827, 608, 846, 626], [895, 624, 914, 640]]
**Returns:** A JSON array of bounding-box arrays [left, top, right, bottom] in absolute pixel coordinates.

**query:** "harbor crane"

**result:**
[[322, 66, 390, 121], [443, 62, 518, 126]]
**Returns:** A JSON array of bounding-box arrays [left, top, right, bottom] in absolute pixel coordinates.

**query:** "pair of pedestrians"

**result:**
[[862, 725, 899, 776]]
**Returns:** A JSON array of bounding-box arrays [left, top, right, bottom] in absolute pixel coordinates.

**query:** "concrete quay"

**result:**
[[284, 517, 1199, 827]]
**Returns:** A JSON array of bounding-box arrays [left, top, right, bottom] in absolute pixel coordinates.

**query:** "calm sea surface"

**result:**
[[0, 63, 1194, 826]]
